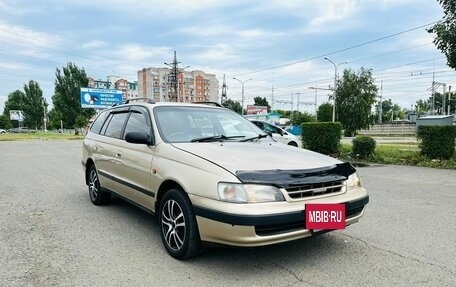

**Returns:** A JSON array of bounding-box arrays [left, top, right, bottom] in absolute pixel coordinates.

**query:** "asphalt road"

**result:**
[[0, 140, 455, 287]]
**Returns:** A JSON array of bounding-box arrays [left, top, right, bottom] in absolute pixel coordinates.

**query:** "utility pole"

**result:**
[[43, 99, 47, 133], [232, 77, 252, 115], [431, 72, 435, 115], [221, 74, 227, 105], [324, 57, 348, 122], [379, 80, 383, 123], [443, 83, 447, 115], [291, 93, 294, 111], [448, 86, 452, 115], [295, 92, 301, 112], [309, 86, 332, 116], [433, 81, 447, 115], [271, 85, 274, 111], [164, 51, 180, 102]]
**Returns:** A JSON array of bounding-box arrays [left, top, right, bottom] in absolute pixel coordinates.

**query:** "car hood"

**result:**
[[172, 141, 341, 174]]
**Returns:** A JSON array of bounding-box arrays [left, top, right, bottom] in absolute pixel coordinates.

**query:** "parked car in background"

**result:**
[[0, 128, 6, 134], [82, 100, 368, 260], [8, 127, 36, 133], [249, 119, 302, 148]]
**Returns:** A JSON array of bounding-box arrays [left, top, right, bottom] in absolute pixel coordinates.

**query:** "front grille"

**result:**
[[285, 181, 344, 199]]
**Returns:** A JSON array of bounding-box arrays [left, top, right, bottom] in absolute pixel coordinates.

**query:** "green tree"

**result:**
[[253, 96, 271, 112], [0, 115, 11, 129], [3, 90, 25, 116], [289, 111, 316, 125], [336, 67, 378, 136], [317, 102, 333, 122], [222, 99, 242, 114], [47, 108, 63, 130], [374, 99, 403, 123], [3, 90, 25, 128], [428, 0, 456, 69], [52, 62, 94, 128], [23, 80, 46, 129], [275, 109, 292, 118], [416, 99, 430, 116], [427, 92, 456, 115]]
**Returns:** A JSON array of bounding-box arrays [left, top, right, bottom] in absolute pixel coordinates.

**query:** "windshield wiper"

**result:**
[[191, 135, 245, 142], [240, 134, 269, 142]]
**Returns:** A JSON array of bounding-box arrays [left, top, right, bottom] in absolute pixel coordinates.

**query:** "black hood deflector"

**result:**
[[235, 162, 356, 188]]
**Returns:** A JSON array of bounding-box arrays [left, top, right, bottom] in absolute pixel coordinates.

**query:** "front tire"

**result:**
[[159, 189, 202, 259], [87, 165, 111, 205]]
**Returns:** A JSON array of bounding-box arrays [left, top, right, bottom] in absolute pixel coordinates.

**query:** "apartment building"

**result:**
[[137, 67, 219, 103], [87, 76, 139, 102]]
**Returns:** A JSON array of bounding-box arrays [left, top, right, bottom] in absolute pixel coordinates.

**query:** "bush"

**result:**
[[417, 125, 456, 159], [301, 122, 342, 155], [352, 136, 376, 159]]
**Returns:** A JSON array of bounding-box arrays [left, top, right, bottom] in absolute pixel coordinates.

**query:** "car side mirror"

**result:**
[[125, 131, 152, 145]]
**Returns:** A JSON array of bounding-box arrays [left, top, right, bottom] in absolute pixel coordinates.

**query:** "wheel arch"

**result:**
[[85, 158, 95, 185], [155, 180, 188, 219], [287, 141, 298, 147]]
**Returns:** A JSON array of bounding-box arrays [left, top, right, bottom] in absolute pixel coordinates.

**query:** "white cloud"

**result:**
[[311, 0, 359, 26], [49, 0, 229, 16], [0, 61, 28, 70], [0, 21, 61, 49], [112, 45, 172, 62], [82, 40, 107, 49]]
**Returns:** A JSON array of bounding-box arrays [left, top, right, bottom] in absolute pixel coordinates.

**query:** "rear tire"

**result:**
[[159, 189, 203, 259], [87, 165, 111, 205]]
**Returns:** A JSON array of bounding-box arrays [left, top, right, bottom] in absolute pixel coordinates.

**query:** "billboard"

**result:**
[[81, 88, 123, 109], [246, 105, 268, 115], [10, 110, 24, 121]]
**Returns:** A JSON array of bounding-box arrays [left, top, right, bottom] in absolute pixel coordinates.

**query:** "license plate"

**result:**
[[305, 203, 346, 230]]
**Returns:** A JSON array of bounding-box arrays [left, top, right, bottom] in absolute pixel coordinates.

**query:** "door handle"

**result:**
[[115, 153, 122, 158]]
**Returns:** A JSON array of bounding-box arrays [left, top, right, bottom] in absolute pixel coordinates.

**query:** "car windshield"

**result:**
[[154, 106, 269, 143]]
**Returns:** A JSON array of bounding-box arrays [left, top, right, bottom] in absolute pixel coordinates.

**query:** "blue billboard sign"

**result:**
[[81, 88, 123, 109]]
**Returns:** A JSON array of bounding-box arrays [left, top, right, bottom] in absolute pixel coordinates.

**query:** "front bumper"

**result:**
[[192, 193, 369, 247]]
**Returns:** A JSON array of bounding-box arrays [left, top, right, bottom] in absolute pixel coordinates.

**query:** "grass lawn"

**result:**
[[340, 143, 456, 169], [0, 132, 84, 141]]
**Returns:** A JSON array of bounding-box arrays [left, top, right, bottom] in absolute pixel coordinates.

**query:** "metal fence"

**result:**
[[358, 123, 416, 136]]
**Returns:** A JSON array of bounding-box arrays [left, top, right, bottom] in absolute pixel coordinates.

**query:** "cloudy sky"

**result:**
[[0, 0, 453, 114]]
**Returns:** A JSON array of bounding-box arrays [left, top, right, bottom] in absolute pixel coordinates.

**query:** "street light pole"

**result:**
[[324, 57, 348, 122], [232, 77, 252, 115]]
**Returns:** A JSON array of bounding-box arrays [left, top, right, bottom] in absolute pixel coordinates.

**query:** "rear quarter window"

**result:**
[[90, 111, 109, 134]]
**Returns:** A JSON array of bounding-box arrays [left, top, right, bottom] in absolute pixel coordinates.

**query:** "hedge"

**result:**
[[301, 122, 342, 155], [352, 136, 376, 159], [417, 125, 456, 159]]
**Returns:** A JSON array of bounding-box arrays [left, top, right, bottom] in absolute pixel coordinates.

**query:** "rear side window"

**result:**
[[90, 111, 109, 134], [103, 112, 129, 139]]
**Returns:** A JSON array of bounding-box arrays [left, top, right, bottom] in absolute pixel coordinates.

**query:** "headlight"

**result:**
[[346, 172, 361, 190], [217, 183, 285, 203]]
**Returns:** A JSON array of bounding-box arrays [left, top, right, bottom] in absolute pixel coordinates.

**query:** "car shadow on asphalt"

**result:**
[[102, 195, 351, 268]]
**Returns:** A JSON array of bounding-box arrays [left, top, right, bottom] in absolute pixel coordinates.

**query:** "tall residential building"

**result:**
[[87, 76, 139, 101], [137, 67, 219, 103]]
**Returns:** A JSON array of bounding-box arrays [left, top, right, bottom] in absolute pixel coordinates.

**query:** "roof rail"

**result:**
[[124, 97, 156, 104], [191, 101, 223, 107]]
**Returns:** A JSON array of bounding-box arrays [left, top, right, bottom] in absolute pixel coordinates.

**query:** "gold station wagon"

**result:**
[[82, 100, 369, 259]]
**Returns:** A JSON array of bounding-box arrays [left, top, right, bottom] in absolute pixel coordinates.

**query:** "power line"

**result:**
[[233, 21, 440, 77]]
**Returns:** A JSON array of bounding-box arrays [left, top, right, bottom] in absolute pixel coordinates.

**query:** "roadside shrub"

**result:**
[[352, 136, 376, 159], [301, 122, 342, 155], [417, 125, 456, 159]]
